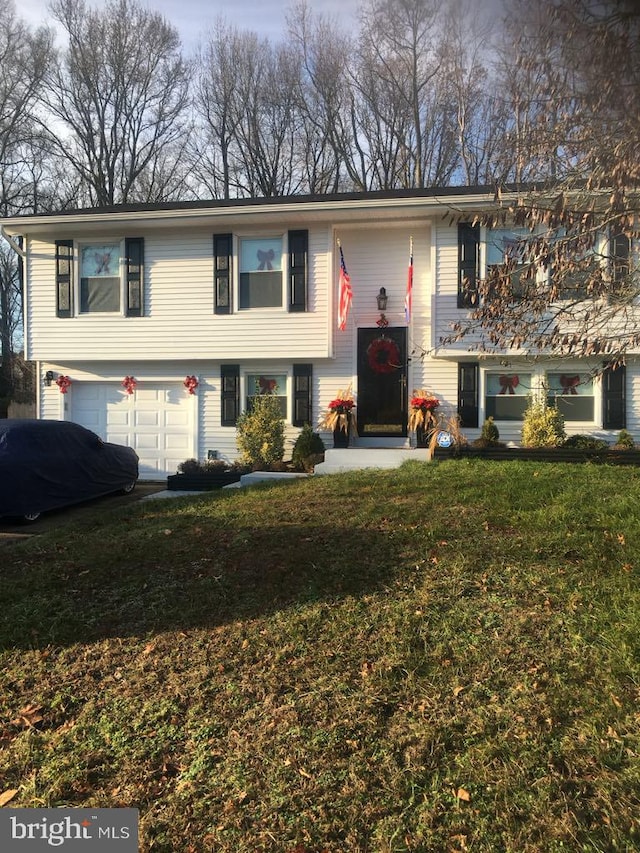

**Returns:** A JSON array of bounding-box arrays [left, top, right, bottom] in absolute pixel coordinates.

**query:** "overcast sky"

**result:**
[[20, 0, 361, 50]]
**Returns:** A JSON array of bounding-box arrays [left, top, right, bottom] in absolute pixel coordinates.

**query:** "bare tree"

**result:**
[[444, 0, 640, 367], [357, 0, 459, 188], [42, 0, 191, 206], [286, 2, 347, 193], [194, 21, 308, 198], [0, 0, 53, 408]]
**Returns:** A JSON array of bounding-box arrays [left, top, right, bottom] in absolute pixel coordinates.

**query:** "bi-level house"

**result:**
[[1, 187, 633, 479]]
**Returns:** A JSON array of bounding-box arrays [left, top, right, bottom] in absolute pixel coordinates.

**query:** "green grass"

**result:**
[[1, 459, 639, 852]]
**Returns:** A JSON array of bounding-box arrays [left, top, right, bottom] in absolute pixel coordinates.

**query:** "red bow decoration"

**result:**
[[122, 375, 137, 395], [560, 374, 580, 395], [56, 375, 72, 394], [184, 375, 199, 394], [499, 374, 519, 395], [259, 376, 277, 394]]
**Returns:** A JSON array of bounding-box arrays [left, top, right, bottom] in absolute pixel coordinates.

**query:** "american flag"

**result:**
[[337, 243, 353, 331], [405, 237, 413, 324]]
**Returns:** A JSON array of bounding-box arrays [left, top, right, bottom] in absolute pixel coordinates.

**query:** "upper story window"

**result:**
[[214, 230, 308, 315], [458, 224, 530, 307], [239, 237, 284, 309], [55, 238, 144, 318], [486, 228, 530, 299], [80, 243, 121, 312]]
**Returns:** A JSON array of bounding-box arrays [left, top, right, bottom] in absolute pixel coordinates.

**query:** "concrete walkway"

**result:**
[[141, 450, 432, 501]]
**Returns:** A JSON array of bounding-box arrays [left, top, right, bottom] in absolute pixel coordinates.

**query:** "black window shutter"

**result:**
[[125, 237, 144, 316], [55, 239, 74, 318], [603, 363, 626, 429], [458, 362, 479, 428], [288, 229, 308, 312], [293, 364, 312, 426], [214, 233, 233, 314], [458, 223, 480, 308], [221, 364, 240, 426]]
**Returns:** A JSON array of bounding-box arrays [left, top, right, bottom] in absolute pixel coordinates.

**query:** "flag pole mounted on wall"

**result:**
[[337, 238, 353, 331], [405, 236, 414, 325]]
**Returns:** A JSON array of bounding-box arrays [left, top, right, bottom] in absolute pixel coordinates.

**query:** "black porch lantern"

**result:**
[[376, 287, 388, 311], [44, 370, 55, 386]]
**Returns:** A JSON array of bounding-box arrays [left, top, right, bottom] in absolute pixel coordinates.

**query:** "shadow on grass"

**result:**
[[0, 492, 406, 649]]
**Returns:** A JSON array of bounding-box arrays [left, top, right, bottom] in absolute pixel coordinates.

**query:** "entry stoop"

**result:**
[[314, 447, 432, 474]]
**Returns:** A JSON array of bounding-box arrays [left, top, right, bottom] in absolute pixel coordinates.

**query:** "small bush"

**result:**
[[473, 416, 505, 448], [614, 429, 635, 449], [292, 424, 326, 471], [563, 434, 609, 450], [521, 398, 566, 447], [236, 393, 285, 468]]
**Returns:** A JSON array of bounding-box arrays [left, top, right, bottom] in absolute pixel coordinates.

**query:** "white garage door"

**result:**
[[70, 382, 195, 479]]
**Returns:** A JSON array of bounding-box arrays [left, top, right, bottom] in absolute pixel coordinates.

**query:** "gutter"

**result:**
[[1, 226, 25, 257]]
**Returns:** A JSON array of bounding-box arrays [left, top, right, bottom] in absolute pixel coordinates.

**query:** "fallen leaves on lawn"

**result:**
[[11, 703, 44, 729], [0, 789, 18, 807]]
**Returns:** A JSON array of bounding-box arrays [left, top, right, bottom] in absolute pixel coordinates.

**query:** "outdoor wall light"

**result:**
[[376, 287, 388, 311], [44, 370, 55, 386]]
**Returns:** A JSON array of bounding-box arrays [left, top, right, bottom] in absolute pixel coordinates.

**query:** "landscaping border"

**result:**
[[434, 446, 640, 465]]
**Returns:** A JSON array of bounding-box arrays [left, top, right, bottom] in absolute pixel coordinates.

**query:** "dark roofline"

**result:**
[[9, 183, 545, 219]]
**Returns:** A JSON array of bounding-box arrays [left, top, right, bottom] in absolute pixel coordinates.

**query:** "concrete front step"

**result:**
[[314, 447, 432, 474]]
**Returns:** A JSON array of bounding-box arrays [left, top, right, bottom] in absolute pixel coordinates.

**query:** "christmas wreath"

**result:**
[[367, 337, 401, 374]]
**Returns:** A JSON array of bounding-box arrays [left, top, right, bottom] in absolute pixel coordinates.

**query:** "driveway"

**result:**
[[0, 481, 168, 541]]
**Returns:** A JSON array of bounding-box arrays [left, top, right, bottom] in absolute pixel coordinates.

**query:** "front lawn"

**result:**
[[1, 460, 639, 852]]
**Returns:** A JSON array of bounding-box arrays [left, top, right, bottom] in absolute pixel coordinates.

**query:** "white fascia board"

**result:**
[[0, 190, 503, 236]]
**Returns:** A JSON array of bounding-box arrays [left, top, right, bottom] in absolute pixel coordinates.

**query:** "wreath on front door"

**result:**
[[367, 337, 401, 374]]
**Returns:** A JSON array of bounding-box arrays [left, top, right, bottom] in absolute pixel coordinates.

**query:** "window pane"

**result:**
[[240, 271, 282, 308], [246, 374, 287, 417], [485, 372, 531, 421], [239, 238, 283, 308], [80, 278, 120, 312], [546, 373, 594, 421], [80, 244, 120, 313]]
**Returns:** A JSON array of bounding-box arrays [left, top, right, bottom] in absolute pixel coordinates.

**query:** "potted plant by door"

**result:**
[[321, 389, 355, 448], [408, 390, 440, 447]]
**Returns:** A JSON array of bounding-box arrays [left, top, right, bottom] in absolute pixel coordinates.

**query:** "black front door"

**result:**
[[357, 327, 408, 437]]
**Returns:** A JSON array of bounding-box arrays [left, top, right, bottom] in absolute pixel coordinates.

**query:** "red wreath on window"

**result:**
[[184, 375, 199, 394], [56, 375, 72, 394], [122, 375, 137, 395], [367, 337, 401, 374]]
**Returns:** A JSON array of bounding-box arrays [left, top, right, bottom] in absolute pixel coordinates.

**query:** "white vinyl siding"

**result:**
[[25, 226, 329, 363]]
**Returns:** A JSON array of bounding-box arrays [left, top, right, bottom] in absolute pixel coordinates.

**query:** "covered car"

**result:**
[[0, 419, 139, 521]]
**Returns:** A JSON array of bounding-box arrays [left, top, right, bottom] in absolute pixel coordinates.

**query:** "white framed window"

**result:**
[[239, 236, 284, 309], [79, 242, 123, 313], [485, 372, 532, 421], [484, 227, 532, 299], [546, 372, 595, 422], [245, 372, 288, 418]]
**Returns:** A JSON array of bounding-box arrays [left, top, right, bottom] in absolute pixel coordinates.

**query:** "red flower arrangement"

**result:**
[[408, 389, 440, 433], [327, 397, 355, 413], [184, 375, 199, 394], [122, 375, 137, 395], [409, 394, 440, 412], [321, 388, 355, 433], [55, 375, 72, 394], [367, 337, 401, 374]]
